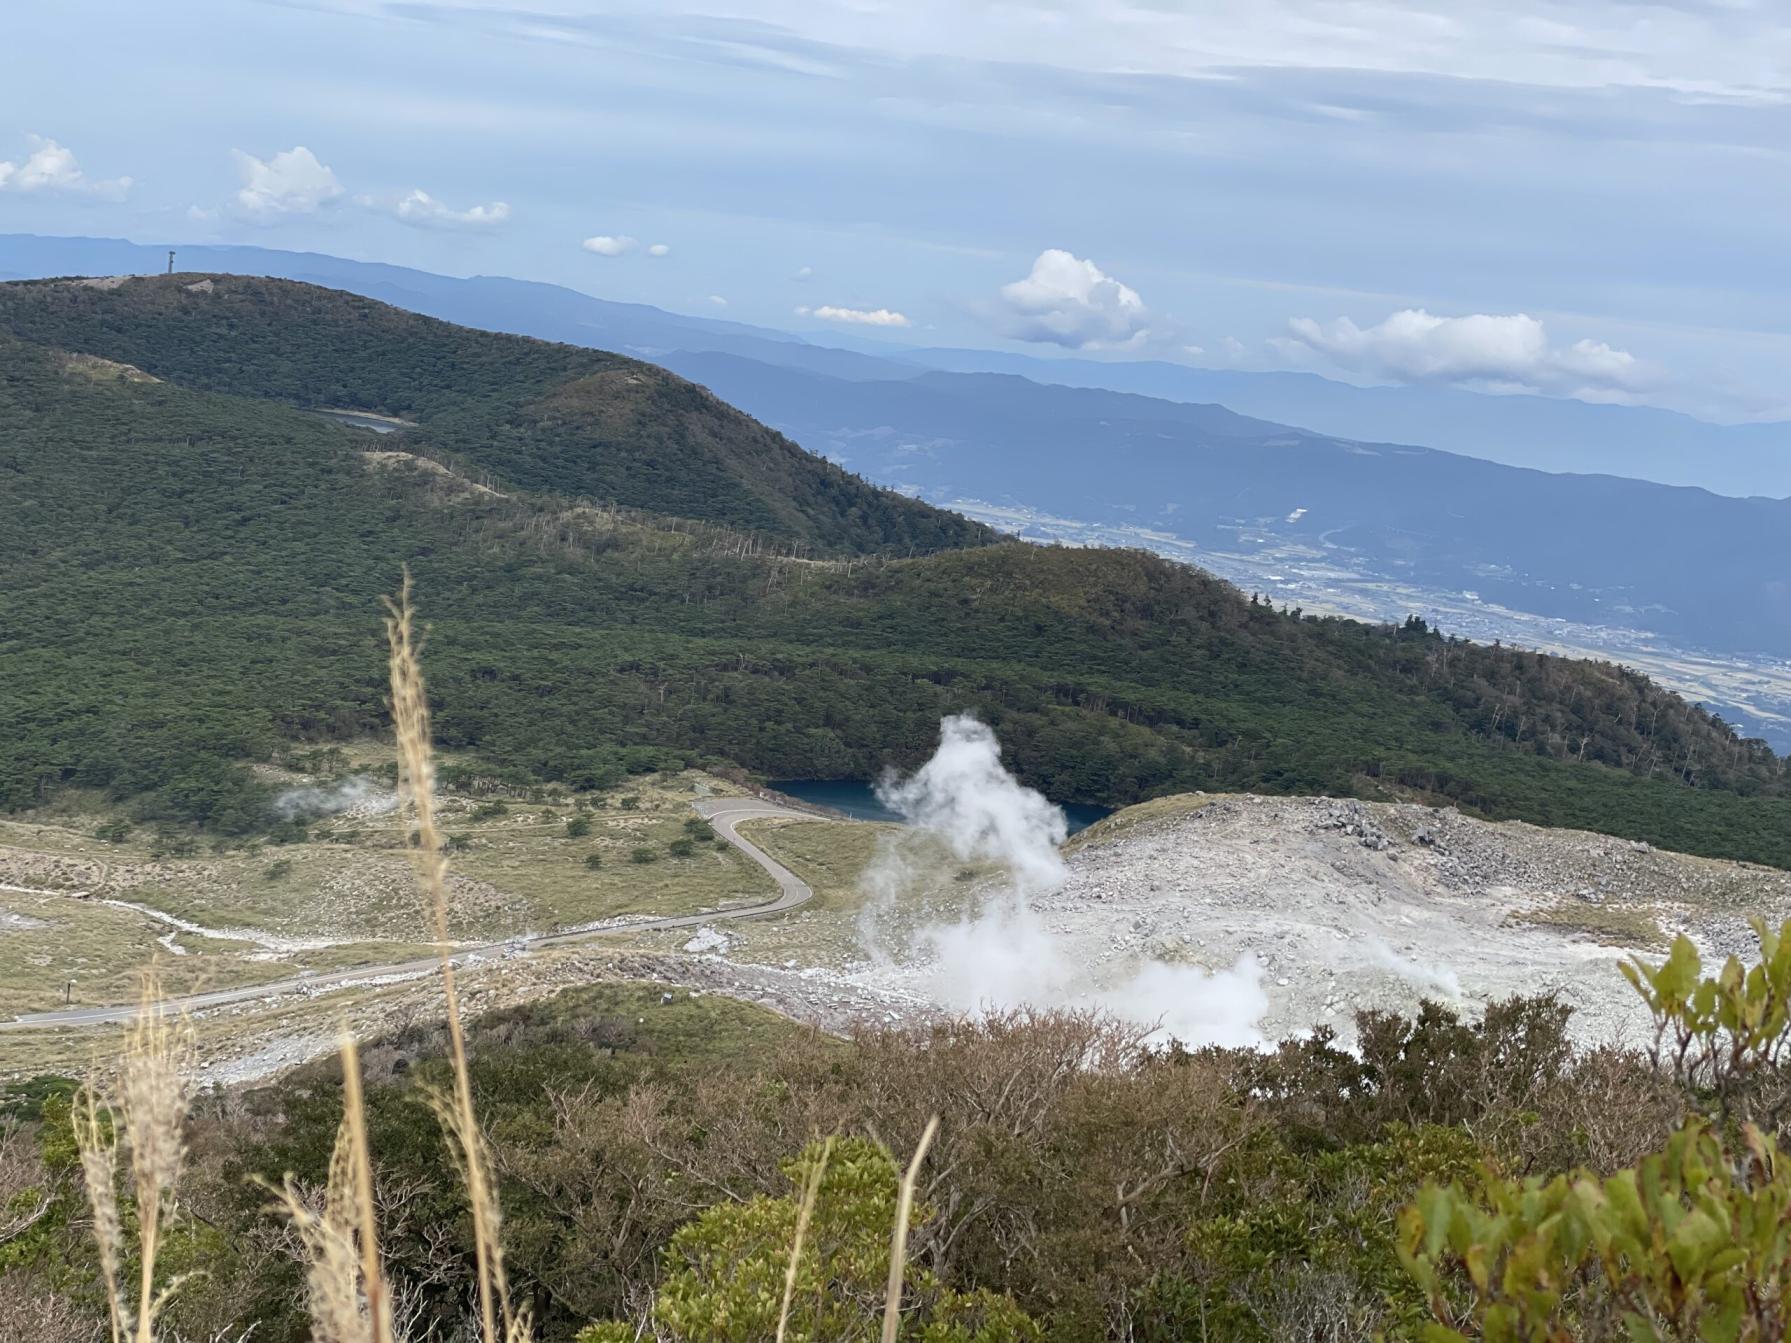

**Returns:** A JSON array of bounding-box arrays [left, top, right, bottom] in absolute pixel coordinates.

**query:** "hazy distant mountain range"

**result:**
[[658, 349, 1791, 646], [8, 233, 1789, 499], [6, 233, 1787, 745], [890, 350, 1791, 501]]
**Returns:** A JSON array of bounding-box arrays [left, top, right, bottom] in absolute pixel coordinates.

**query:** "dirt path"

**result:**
[[0, 800, 821, 1030], [1, 881, 371, 954]]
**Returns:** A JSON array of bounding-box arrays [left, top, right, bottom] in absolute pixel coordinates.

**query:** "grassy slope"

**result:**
[[0, 274, 992, 556], [3, 292, 1789, 868]]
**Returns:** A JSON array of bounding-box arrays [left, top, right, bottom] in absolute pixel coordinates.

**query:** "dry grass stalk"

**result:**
[[70, 969, 198, 1343], [775, 1136, 834, 1343], [266, 1064, 407, 1343], [881, 1116, 940, 1343], [384, 573, 521, 1343], [418, 1085, 524, 1339], [268, 1117, 378, 1343], [71, 1082, 127, 1343], [337, 1035, 395, 1343], [118, 974, 198, 1343], [331, 1038, 401, 1343]]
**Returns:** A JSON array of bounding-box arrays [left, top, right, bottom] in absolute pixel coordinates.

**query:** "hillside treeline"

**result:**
[[0, 986, 1721, 1341], [2, 283, 1788, 866], [0, 275, 991, 556]]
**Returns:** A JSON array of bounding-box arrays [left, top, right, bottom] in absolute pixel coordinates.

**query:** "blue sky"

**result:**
[[6, 0, 1791, 420]]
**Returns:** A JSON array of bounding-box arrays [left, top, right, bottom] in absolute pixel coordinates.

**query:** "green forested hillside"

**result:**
[[3, 279, 1788, 865], [0, 274, 990, 555]]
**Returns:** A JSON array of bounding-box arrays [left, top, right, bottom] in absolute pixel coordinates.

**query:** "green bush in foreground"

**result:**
[[1400, 917, 1791, 1341], [577, 1138, 1037, 1343], [1404, 1118, 1790, 1343], [1160, 1123, 1479, 1341]]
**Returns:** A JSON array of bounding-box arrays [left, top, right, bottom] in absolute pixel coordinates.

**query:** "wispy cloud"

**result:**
[[373, 2, 1791, 102], [231, 146, 343, 220], [0, 135, 131, 200], [797, 303, 910, 327], [17, 0, 1784, 422], [581, 233, 638, 256], [369, 188, 511, 230], [1281, 308, 1652, 398], [993, 249, 1154, 349]]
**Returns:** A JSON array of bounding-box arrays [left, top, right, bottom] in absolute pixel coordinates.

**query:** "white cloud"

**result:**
[[0, 136, 131, 199], [231, 146, 343, 220], [792, 265, 815, 282], [647, 242, 671, 256], [993, 249, 1154, 349], [1282, 308, 1652, 397], [707, 294, 729, 307], [484, 2, 1791, 104], [581, 234, 638, 256], [797, 303, 911, 328], [384, 188, 510, 230]]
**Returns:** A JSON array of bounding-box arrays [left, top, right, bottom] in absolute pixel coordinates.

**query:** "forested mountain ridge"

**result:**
[[0, 274, 990, 556], [664, 349, 1791, 663], [3, 277, 1788, 866]]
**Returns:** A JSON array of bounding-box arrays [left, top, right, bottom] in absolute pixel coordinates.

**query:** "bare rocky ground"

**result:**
[[197, 791, 1791, 1082], [841, 794, 1791, 1048], [10, 788, 1790, 1083], [0, 832, 520, 943], [175, 948, 931, 1086]]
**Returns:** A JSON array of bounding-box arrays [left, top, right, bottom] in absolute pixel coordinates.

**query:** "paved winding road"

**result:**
[[1, 797, 821, 1031]]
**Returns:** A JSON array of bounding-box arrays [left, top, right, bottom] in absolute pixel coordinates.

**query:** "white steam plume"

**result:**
[[917, 904, 1267, 1048], [273, 775, 395, 821], [1368, 939, 1463, 999], [876, 716, 1067, 894], [865, 715, 1267, 1048]]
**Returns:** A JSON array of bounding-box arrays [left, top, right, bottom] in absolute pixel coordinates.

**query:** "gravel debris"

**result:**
[[1000, 794, 1791, 1046]]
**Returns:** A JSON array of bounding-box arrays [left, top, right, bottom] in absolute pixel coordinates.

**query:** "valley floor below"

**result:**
[[3, 770, 1788, 1083]]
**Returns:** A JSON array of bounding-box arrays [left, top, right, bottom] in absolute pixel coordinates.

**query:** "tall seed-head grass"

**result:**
[[120, 973, 198, 1340], [339, 1034, 395, 1343], [72, 1081, 127, 1343], [269, 1124, 378, 1343], [775, 1135, 833, 1343], [71, 968, 198, 1343], [882, 1116, 940, 1343], [384, 573, 523, 1343], [267, 1034, 397, 1343], [260, 575, 522, 1343], [74, 575, 935, 1343]]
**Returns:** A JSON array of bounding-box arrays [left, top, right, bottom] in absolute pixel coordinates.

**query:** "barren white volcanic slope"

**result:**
[[854, 793, 1791, 1048]]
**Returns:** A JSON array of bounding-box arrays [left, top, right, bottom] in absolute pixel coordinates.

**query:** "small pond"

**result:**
[[769, 779, 1111, 836]]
